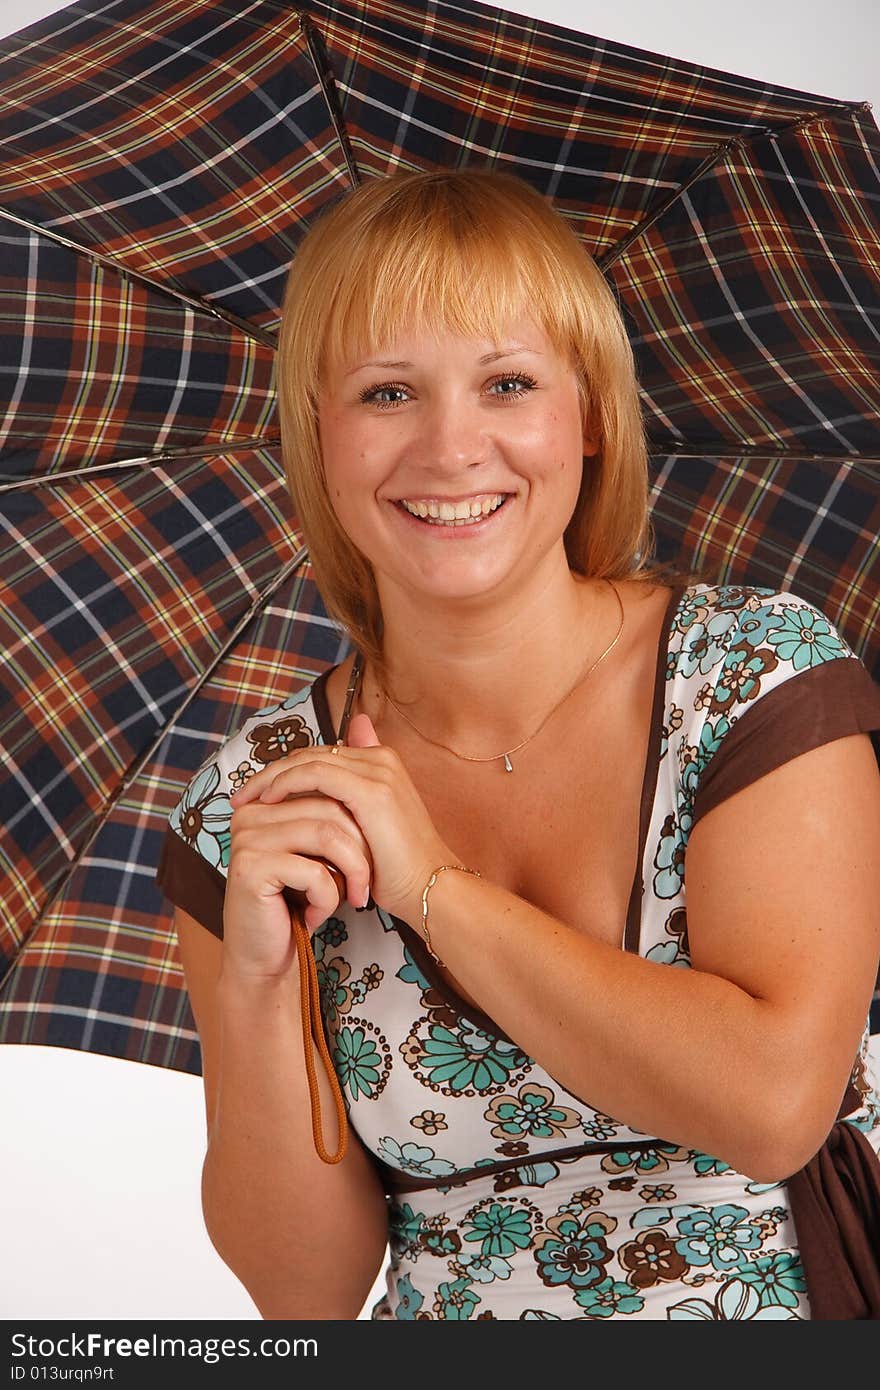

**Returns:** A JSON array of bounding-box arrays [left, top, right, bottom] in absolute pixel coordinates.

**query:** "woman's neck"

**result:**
[[364, 569, 622, 754]]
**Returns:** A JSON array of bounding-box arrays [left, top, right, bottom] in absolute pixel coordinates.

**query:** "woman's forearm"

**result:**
[[203, 970, 388, 1319], [412, 870, 813, 1181]]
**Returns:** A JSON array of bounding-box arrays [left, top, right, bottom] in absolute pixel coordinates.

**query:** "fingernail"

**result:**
[[361, 887, 370, 909]]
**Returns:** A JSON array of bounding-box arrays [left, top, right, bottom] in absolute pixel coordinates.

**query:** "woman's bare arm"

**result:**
[[408, 732, 880, 1183], [176, 907, 389, 1319]]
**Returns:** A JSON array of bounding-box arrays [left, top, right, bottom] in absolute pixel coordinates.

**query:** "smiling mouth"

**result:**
[[394, 495, 513, 527]]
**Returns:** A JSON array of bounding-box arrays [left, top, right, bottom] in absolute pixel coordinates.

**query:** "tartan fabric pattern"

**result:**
[[304, 0, 862, 247], [616, 116, 880, 459], [0, 0, 877, 1064], [0, 224, 276, 474], [0, 444, 353, 1068], [0, 0, 352, 329]]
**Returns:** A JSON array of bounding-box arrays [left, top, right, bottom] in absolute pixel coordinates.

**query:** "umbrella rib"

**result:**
[[598, 100, 873, 270], [646, 448, 880, 465], [298, 11, 362, 187], [0, 206, 277, 349], [0, 437, 281, 491], [0, 541, 321, 992]]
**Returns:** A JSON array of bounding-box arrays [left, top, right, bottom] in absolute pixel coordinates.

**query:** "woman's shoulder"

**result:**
[[659, 580, 879, 828], [666, 580, 859, 679], [163, 679, 326, 875]]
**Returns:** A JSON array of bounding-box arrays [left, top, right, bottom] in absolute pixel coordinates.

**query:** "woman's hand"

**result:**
[[222, 774, 375, 982], [228, 712, 455, 941]]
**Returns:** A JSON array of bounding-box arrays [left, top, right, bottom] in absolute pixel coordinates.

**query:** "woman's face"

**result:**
[[316, 314, 599, 608]]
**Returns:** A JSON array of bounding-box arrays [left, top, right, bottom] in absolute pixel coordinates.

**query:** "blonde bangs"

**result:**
[[316, 181, 590, 382]]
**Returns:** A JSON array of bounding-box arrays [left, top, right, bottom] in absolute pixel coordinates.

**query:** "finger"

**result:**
[[345, 712, 381, 748], [231, 848, 346, 931], [231, 807, 372, 908], [233, 793, 372, 853], [254, 757, 384, 807], [230, 746, 383, 805]]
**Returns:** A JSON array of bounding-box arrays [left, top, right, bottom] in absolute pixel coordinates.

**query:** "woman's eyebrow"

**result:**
[[345, 346, 543, 375]]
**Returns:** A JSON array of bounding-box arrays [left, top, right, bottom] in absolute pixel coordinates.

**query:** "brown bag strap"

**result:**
[[785, 1118, 880, 1319], [784, 1067, 880, 1319]]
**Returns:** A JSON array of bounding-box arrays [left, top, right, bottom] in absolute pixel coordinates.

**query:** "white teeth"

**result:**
[[400, 493, 507, 524]]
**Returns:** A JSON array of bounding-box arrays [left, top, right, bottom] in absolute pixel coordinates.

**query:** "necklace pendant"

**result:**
[[503, 752, 513, 773]]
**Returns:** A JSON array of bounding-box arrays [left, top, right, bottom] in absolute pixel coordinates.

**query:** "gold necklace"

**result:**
[[369, 578, 624, 772]]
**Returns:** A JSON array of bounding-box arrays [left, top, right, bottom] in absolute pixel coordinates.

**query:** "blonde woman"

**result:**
[[157, 168, 880, 1321]]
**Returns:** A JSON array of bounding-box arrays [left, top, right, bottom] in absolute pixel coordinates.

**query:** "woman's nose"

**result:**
[[415, 393, 487, 467]]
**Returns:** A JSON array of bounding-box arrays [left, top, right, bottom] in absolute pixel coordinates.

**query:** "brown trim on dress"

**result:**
[[692, 656, 880, 831], [156, 825, 226, 940], [310, 663, 338, 745], [624, 581, 691, 953], [386, 1135, 680, 1195]]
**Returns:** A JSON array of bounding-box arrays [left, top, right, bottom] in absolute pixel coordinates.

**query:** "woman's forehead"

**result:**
[[327, 314, 559, 371]]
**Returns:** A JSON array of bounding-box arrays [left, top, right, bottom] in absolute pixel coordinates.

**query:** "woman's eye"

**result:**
[[357, 382, 409, 409], [357, 372, 538, 409], [489, 373, 538, 400]]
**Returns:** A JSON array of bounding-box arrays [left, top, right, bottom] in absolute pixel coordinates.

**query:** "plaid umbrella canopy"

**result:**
[[1, 0, 878, 1074]]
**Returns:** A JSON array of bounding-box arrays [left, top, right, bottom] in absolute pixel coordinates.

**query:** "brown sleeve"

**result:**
[[692, 656, 880, 830], [155, 823, 226, 940]]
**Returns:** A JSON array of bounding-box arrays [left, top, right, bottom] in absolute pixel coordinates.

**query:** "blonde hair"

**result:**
[[277, 167, 709, 687]]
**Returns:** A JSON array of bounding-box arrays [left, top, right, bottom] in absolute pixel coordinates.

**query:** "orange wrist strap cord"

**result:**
[[285, 864, 349, 1164]]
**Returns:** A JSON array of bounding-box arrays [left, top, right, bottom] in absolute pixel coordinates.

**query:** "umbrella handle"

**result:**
[[286, 861, 349, 1164]]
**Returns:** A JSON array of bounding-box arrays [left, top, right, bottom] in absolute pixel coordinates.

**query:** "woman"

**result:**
[[156, 168, 880, 1320]]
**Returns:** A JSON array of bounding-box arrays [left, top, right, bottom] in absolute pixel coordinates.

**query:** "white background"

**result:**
[[1, 0, 877, 1322]]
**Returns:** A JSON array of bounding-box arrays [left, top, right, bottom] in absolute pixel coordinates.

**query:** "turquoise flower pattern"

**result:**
[[404, 1015, 530, 1095], [377, 1137, 457, 1180], [763, 601, 851, 669], [575, 1277, 646, 1318], [600, 1144, 690, 1177], [433, 1276, 481, 1319], [675, 607, 739, 680], [484, 1084, 581, 1141], [651, 811, 689, 900], [533, 1209, 616, 1289], [333, 1022, 390, 1102], [712, 643, 779, 716], [736, 1251, 807, 1307], [451, 1252, 514, 1283], [396, 943, 431, 989], [393, 1274, 423, 1320], [668, 1277, 800, 1320], [162, 582, 878, 1319], [673, 1204, 764, 1271], [461, 1201, 535, 1257], [693, 1153, 732, 1178], [168, 761, 232, 870]]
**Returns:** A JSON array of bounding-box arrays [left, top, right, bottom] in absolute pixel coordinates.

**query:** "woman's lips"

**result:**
[[391, 495, 514, 537]]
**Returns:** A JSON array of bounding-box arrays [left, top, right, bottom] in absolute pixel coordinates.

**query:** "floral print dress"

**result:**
[[156, 582, 880, 1320]]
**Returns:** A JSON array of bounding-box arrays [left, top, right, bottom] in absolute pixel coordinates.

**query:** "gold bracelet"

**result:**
[[420, 864, 482, 967]]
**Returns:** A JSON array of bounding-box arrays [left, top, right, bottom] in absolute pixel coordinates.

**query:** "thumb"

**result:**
[[344, 711, 382, 747]]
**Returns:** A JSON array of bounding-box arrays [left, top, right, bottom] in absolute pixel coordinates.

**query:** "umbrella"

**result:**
[[1, 0, 878, 1075]]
